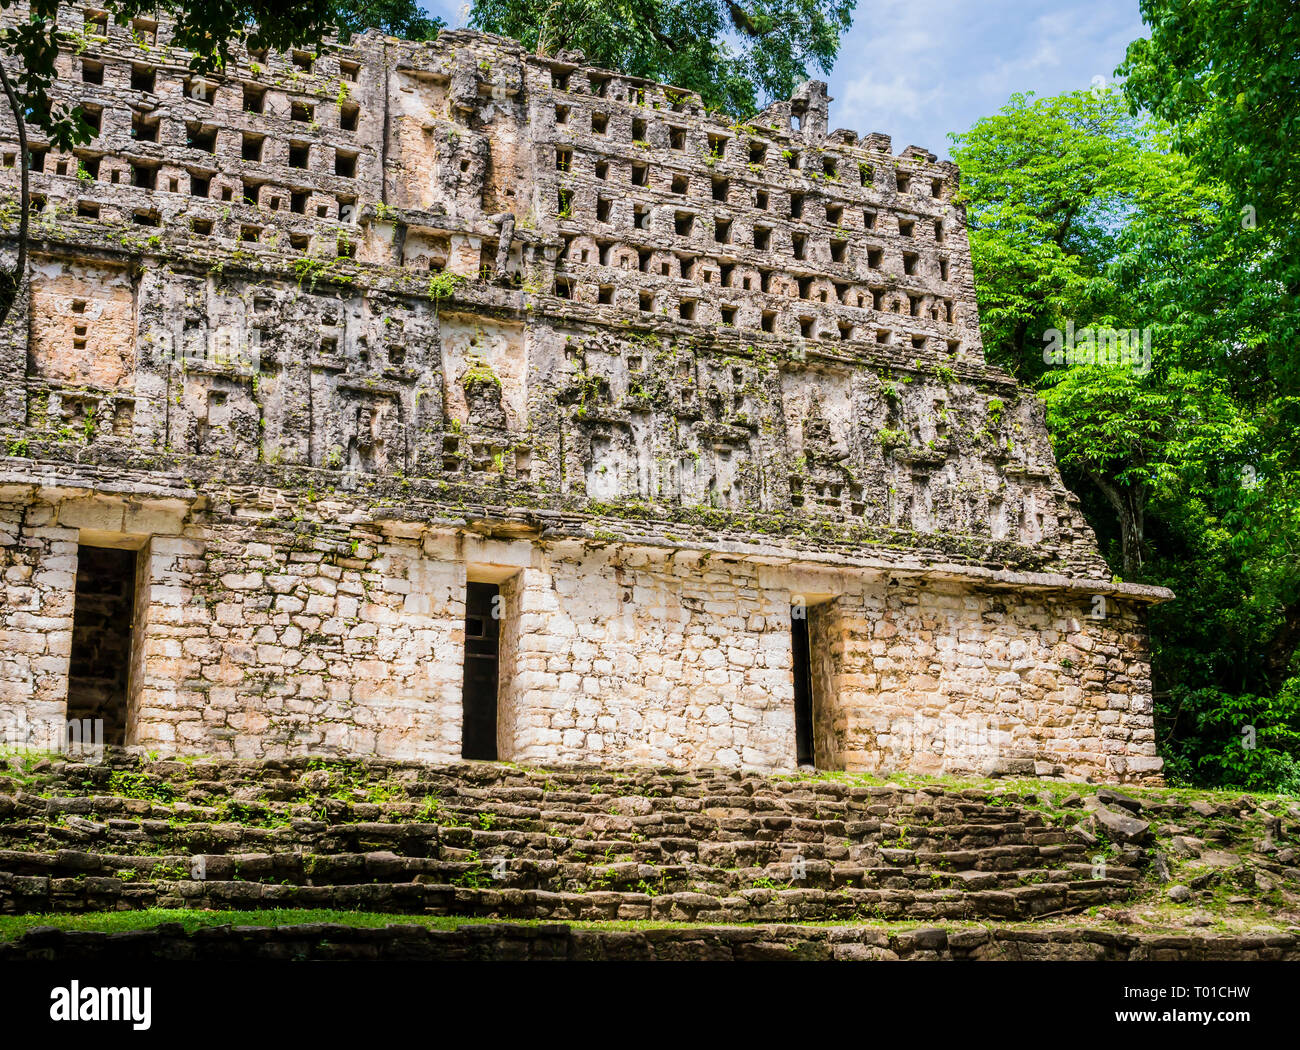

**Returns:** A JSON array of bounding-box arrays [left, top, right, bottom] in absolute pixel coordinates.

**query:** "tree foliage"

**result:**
[[1119, 0, 1300, 397], [333, 0, 443, 42], [952, 89, 1243, 575], [1115, 0, 1300, 789], [467, 0, 856, 116], [953, 84, 1300, 791]]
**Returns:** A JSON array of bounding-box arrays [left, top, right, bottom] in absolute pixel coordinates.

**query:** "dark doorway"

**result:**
[[461, 581, 500, 760], [68, 545, 138, 746], [792, 606, 814, 766]]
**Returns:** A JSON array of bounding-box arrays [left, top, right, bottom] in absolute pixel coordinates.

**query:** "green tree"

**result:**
[[1119, 0, 1300, 397], [953, 85, 1300, 789], [1041, 363, 1254, 577], [952, 89, 1273, 574], [334, 0, 443, 40], [954, 89, 1228, 575], [1116, 0, 1300, 788], [949, 89, 1152, 381], [467, 0, 856, 116]]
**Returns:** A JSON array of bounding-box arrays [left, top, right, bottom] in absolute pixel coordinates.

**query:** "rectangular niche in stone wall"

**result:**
[[585, 428, 633, 501], [792, 604, 815, 767], [28, 259, 137, 390], [320, 384, 404, 475], [67, 545, 140, 746], [387, 71, 451, 212], [461, 581, 501, 760], [780, 367, 854, 466], [401, 229, 451, 271], [806, 598, 845, 771], [177, 372, 260, 458], [440, 314, 527, 432]]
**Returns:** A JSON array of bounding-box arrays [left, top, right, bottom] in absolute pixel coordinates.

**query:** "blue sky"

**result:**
[[421, 0, 1148, 159]]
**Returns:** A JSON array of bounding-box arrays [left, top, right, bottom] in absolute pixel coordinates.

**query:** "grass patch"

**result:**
[[1, 907, 1289, 945], [0, 908, 934, 942]]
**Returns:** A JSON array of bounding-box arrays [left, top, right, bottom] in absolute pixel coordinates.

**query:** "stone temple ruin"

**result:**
[[0, 5, 1169, 781]]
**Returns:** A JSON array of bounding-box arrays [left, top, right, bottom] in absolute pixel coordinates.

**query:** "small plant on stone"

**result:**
[[451, 866, 491, 889], [108, 770, 175, 804]]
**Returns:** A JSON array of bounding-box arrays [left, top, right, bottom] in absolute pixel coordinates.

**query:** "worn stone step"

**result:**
[[0, 869, 1138, 923], [1, 753, 1166, 925]]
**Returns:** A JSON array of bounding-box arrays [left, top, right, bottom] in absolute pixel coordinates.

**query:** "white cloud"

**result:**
[[825, 0, 1147, 158]]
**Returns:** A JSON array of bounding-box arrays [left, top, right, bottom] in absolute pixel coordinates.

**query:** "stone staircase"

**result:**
[[0, 752, 1146, 923]]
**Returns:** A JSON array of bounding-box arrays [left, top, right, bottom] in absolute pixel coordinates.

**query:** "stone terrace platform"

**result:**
[[1, 751, 1296, 958]]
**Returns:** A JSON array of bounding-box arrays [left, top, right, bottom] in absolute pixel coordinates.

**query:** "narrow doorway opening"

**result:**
[[792, 605, 815, 767], [67, 545, 139, 746], [461, 581, 501, 760]]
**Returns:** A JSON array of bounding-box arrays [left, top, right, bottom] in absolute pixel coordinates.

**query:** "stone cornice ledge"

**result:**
[[0, 469, 198, 505], [535, 528, 1173, 604], [0, 459, 1169, 603]]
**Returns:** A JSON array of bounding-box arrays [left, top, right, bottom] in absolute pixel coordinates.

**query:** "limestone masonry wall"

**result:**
[[0, 4, 1168, 780]]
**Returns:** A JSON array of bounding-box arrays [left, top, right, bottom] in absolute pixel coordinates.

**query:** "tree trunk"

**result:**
[[1263, 600, 1300, 693], [1010, 318, 1030, 378], [1089, 472, 1148, 577], [0, 55, 29, 326]]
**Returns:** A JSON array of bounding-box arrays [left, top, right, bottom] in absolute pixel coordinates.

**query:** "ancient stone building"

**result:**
[[0, 5, 1169, 780]]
